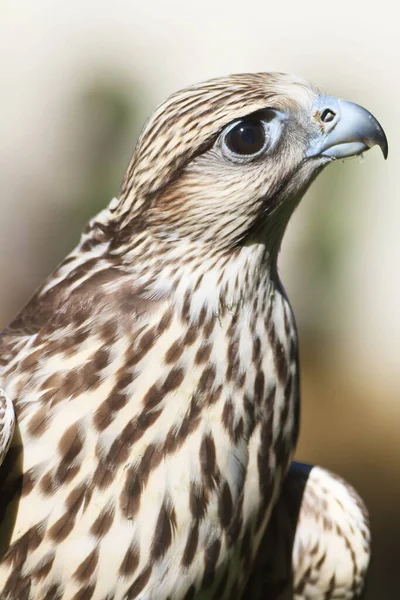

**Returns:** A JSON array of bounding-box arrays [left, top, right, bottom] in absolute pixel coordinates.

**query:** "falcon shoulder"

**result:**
[[2, 202, 119, 338], [245, 461, 370, 599]]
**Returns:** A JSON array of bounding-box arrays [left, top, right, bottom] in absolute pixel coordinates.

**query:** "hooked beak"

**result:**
[[307, 96, 388, 160]]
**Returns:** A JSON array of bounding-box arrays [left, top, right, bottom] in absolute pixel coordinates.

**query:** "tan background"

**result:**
[[1, 1, 399, 597]]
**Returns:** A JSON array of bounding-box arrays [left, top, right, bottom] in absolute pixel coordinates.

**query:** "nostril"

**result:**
[[320, 108, 336, 123]]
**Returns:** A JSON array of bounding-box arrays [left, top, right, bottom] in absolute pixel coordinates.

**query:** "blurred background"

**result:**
[[0, 1, 398, 597]]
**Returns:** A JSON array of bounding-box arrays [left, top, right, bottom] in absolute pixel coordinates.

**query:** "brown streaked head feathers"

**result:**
[[114, 72, 386, 259], [116, 73, 322, 252]]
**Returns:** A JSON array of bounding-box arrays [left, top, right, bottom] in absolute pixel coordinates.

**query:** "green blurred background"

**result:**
[[1, 1, 399, 597]]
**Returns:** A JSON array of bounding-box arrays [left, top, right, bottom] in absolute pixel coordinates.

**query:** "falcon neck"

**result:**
[[34, 201, 284, 323], [116, 230, 282, 320]]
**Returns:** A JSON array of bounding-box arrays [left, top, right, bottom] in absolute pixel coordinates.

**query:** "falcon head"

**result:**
[[117, 73, 387, 257]]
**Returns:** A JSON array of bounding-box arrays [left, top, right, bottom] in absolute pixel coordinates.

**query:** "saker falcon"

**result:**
[[0, 73, 387, 599]]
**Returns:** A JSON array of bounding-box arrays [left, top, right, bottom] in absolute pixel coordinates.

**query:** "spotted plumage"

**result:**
[[246, 462, 370, 599], [0, 73, 387, 599]]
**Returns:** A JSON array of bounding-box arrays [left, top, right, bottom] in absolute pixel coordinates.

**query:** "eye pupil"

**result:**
[[320, 108, 336, 123], [225, 119, 266, 156]]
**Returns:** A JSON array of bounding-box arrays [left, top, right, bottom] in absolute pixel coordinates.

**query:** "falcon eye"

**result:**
[[223, 119, 267, 156]]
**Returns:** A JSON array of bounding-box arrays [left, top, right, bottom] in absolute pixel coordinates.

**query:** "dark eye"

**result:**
[[224, 119, 267, 156]]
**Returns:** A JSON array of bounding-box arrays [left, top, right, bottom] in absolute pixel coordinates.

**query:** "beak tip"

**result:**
[[373, 121, 389, 159]]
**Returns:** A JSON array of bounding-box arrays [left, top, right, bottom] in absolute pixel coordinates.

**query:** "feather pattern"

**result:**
[[245, 462, 370, 599]]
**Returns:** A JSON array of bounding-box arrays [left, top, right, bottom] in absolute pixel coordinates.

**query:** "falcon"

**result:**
[[0, 73, 387, 599]]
